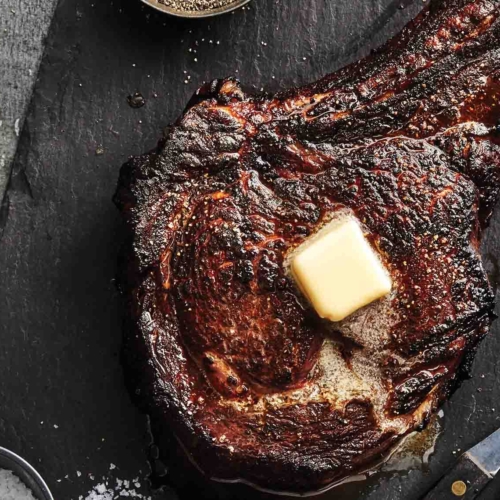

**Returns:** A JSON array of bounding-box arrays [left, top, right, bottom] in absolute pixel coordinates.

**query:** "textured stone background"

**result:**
[[1, 1, 500, 499], [0, 0, 58, 200]]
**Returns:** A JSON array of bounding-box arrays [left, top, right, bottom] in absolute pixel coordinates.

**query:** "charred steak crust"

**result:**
[[115, 0, 500, 493]]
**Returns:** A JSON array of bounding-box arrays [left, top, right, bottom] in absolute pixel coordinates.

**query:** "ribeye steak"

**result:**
[[114, 0, 500, 493]]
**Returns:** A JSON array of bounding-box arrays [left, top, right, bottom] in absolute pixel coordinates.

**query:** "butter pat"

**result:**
[[291, 219, 391, 322]]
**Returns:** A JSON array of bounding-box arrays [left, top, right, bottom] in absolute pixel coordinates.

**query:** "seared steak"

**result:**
[[114, 0, 500, 493]]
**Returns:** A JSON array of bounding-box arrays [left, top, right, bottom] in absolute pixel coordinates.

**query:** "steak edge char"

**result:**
[[115, 0, 500, 493]]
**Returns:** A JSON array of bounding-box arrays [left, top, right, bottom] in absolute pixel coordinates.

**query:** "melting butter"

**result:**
[[291, 218, 391, 322]]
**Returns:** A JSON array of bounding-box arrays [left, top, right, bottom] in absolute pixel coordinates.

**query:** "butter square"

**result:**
[[291, 219, 391, 322]]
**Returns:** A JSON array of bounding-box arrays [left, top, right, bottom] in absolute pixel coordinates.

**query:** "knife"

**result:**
[[422, 427, 500, 500]]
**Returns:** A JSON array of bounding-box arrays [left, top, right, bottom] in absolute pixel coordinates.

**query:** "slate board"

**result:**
[[2, 0, 500, 499], [0, 0, 58, 198]]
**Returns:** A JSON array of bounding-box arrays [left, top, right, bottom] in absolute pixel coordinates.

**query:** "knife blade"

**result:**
[[422, 427, 500, 500]]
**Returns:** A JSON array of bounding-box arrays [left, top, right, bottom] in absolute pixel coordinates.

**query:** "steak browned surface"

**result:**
[[114, 0, 500, 493]]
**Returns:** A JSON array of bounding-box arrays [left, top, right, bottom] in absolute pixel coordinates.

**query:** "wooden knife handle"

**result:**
[[421, 453, 492, 500]]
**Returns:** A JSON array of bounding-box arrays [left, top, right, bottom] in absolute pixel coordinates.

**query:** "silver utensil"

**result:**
[[422, 427, 500, 499]]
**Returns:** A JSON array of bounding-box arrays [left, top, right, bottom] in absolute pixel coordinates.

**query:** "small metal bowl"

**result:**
[[0, 448, 54, 500], [141, 0, 251, 18]]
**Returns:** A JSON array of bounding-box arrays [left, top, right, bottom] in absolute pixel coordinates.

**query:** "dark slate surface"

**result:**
[[1, 0, 500, 499]]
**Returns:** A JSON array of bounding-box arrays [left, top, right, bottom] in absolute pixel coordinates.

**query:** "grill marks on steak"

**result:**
[[115, 0, 500, 493]]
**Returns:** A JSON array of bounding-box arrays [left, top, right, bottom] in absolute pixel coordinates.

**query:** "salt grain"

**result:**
[[79, 475, 150, 500], [0, 469, 37, 500]]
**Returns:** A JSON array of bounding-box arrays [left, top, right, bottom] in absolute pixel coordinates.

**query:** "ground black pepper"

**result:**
[[159, 0, 240, 12]]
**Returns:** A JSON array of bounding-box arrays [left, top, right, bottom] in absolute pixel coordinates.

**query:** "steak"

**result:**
[[114, 0, 500, 493]]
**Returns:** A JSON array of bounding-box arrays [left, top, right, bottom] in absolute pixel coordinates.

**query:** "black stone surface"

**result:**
[[1, 0, 500, 499]]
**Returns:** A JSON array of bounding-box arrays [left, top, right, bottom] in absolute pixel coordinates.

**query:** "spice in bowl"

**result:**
[[158, 0, 245, 14], [0, 469, 37, 500]]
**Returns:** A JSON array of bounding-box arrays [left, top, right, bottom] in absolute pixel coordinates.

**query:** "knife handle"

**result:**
[[421, 453, 492, 500]]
